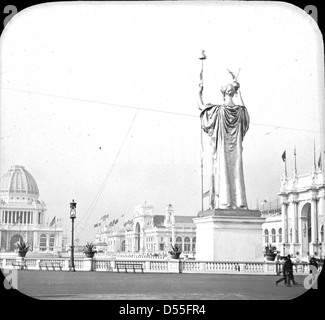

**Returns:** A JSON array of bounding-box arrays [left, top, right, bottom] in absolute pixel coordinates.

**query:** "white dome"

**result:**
[[0, 165, 39, 199]]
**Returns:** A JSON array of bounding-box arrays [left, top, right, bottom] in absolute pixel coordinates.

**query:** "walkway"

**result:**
[[5, 270, 313, 300]]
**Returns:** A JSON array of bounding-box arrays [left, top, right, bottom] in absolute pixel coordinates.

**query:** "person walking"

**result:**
[[286, 254, 297, 286], [276, 256, 288, 286], [309, 256, 318, 273]]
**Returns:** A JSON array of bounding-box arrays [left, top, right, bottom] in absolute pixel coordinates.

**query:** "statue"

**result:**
[[198, 53, 249, 210]]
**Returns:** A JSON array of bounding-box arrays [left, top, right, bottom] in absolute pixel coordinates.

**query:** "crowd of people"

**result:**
[[276, 254, 319, 287]]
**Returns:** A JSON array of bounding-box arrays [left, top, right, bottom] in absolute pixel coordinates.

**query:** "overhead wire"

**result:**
[[75, 108, 139, 238], [0, 86, 322, 134]]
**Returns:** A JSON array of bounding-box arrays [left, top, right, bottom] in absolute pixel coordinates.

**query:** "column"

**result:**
[[311, 196, 318, 243], [46, 234, 50, 252], [292, 200, 298, 243], [317, 194, 324, 241], [281, 200, 288, 243], [142, 228, 145, 253], [33, 232, 38, 251], [6, 231, 9, 251]]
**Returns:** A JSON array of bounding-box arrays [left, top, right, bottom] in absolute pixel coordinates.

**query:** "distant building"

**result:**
[[262, 164, 325, 259], [95, 203, 196, 255], [0, 165, 63, 253]]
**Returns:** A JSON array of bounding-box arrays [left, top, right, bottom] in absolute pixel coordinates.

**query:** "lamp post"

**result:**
[[69, 199, 77, 271]]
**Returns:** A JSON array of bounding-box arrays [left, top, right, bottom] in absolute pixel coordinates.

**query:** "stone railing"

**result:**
[[0, 256, 322, 275]]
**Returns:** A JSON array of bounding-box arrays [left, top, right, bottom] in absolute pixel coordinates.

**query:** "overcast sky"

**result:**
[[0, 1, 323, 244]]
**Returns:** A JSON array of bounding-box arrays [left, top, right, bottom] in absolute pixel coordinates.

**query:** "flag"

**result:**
[[202, 190, 209, 198], [282, 150, 286, 162], [49, 216, 56, 227], [318, 153, 322, 169]]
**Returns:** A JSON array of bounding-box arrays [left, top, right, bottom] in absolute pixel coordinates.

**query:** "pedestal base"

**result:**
[[193, 209, 265, 262]]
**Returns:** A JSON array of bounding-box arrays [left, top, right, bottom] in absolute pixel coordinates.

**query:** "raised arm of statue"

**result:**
[[236, 86, 245, 107]]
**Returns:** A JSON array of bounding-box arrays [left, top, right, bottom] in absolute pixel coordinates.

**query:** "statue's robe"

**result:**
[[200, 103, 249, 209]]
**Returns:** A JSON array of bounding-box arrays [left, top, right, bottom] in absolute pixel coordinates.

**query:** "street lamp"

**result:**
[[69, 199, 77, 271]]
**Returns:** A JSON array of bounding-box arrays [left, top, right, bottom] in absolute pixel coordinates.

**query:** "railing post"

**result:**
[[238, 263, 245, 272], [263, 261, 277, 275], [63, 259, 69, 270], [145, 261, 150, 272], [83, 258, 93, 271], [167, 259, 180, 273]]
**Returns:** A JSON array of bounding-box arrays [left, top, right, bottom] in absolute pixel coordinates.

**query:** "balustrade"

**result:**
[[0, 255, 320, 275]]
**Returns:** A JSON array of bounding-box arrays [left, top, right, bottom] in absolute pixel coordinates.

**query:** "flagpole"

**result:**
[[282, 150, 287, 176], [199, 50, 206, 212], [313, 139, 316, 169], [201, 130, 204, 211], [294, 146, 297, 174]]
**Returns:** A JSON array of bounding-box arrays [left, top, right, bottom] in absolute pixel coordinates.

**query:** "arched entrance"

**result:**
[[135, 222, 141, 252], [10, 234, 23, 252], [301, 203, 311, 253]]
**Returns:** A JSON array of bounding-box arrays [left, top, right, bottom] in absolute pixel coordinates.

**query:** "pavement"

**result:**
[[1, 270, 314, 300]]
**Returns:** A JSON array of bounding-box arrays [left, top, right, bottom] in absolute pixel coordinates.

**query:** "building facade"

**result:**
[[262, 165, 325, 259], [0, 165, 63, 253], [95, 203, 196, 255]]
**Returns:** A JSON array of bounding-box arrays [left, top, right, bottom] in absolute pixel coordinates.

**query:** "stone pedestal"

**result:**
[[309, 242, 320, 256], [263, 261, 277, 275], [167, 259, 180, 273], [14, 257, 25, 270], [291, 243, 301, 256], [193, 209, 265, 262], [83, 258, 93, 271]]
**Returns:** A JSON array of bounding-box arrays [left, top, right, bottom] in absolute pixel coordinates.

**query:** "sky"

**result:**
[[0, 1, 324, 244]]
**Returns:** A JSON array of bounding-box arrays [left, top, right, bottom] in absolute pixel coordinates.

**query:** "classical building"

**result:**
[[94, 203, 196, 255], [0, 165, 63, 253], [262, 164, 325, 259]]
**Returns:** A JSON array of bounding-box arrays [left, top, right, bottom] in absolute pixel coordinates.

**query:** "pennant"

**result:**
[[49, 216, 56, 227], [281, 150, 286, 162], [202, 190, 209, 198], [318, 153, 322, 169], [101, 214, 109, 220]]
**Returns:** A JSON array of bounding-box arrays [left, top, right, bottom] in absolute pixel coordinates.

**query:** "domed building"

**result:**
[[0, 165, 63, 253]]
